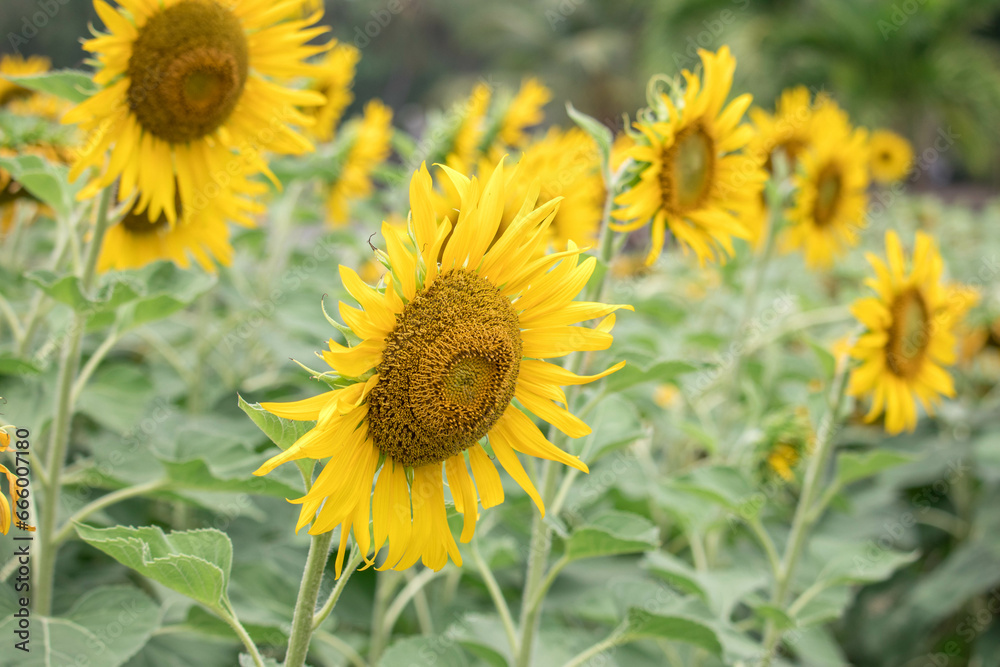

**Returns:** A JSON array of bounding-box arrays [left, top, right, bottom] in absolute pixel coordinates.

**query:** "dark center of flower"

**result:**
[[367, 269, 522, 468], [886, 287, 931, 378], [879, 150, 892, 164], [660, 124, 715, 214], [812, 163, 842, 227], [127, 0, 249, 144], [116, 181, 181, 235]]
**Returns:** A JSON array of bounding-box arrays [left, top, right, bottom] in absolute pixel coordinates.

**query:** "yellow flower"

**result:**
[[610, 132, 634, 173], [766, 442, 800, 481], [98, 170, 264, 273], [781, 104, 869, 268], [612, 46, 766, 266], [653, 384, 679, 408], [848, 230, 977, 434], [0, 54, 50, 107], [306, 41, 361, 142], [868, 129, 913, 184], [254, 158, 630, 575], [446, 82, 491, 172], [326, 99, 393, 225], [63, 0, 330, 225], [497, 78, 550, 148], [0, 426, 34, 534]]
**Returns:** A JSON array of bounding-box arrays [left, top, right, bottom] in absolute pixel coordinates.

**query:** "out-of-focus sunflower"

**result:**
[[755, 409, 812, 482], [254, 158, 629, 575], [781, 105, 869, 268], [63, 0, 330, 224], [306, 41, 360, 142], [326, 100, 393, 225], [612, 46, 766, 266], [496, 78, 550, 148], [0, 55, 50, 107], [610, 132, 634, 173], [98, 167, 264, 273], [446, 82, 491, 172], [868, 129, 913, 184], [848, 230, 977, 434], [0, 426, 33, 534]]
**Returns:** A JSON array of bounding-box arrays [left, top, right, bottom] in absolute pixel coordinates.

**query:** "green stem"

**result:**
[[70, 323, 122, 404], [368, 570, 402, 665], [561, 631, 624, 667], [313, 630, 367, 667], [52, 479, 169, 546], [748, 517, 782, 582], [34, 187, 113, 616], [312, 546, 364, 631], [471, 538, 519, 658], [761, 354, 851, 662], [284, 531, 334, 667], [0, 291, 23, 342], [220, 602, 266, 667], [371, 567, 444, 660]]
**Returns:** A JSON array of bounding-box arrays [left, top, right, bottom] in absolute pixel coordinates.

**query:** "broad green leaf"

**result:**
[[76, 524, 233, 611], [0, 154, 74, 219], [448, 613, 510, 667], [566, 102, 613, 165], [805, 336, 837, 379], [0, 586, 161, 667], [565, 511, 659, 561], [835, 450, 914, 488], [642, 551, 706, 599], [602, 359, 697, 394], [238, 396, 312, 451], [815, 545, 919, 588], [123, 261, 216, 329], [622, 608, 723, 656], [77, 362, 155, 434], [379, 635, 468, 667], [671, 465, 757, 517], [793, 586, 852, 627], [752, 603, 796, 631], [0, 356, 41, 375], [26, 269, 143, 314], [5, 70, 98, 103], [160, 458, 300, 499]]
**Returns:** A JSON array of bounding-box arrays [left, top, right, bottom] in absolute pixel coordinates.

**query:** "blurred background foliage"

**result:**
[[5, 0, 1000, 183]]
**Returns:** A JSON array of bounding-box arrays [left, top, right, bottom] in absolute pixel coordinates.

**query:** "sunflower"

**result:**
[[446, 82, 491, 172], [254, 158, 630, 575], [612, 47, 766, 266], [63, 0, 330, 225], [848, 230, 977, 434], [496, 78, 550, 148], [0, 55, 51, 107], [98, 169, 264, 272], [326, 100, 393, 225], [781, 105, 869, 268], [0, 426, 33, 534], [868, 129, 913, 184], [306, 41, 360, 142]]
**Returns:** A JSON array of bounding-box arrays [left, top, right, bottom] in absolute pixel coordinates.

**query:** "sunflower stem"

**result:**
[[471, 537, 519, 658], [761, 351, 851, 664], [284, 530, 334, 667], [34, 186, 113, 616], [220, 600, 266, 667], [312, 545, 364, 631]]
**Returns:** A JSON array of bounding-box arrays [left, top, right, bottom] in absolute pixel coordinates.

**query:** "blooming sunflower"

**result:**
[[254, 158, 630, 575], [446, 82, 491, 172], [63, 0, 330, 224], [326, 100, 393, 225], [98, 168, 264, 272], [848, 230, 977, 434], [868, 129, 913, 184], [497, 78, 550, 148], [612, 46, 766, 266], [306, 41, 360, 142], [781, 105, 869, 268], [0, 55, 50, 107]]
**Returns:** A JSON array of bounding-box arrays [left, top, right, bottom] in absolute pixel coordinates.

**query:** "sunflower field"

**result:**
[[1, 1, 999, 666]]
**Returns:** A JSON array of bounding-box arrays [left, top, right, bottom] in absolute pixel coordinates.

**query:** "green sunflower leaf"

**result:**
[[565, 510, 660, 561], [75, 524, 233, 612], [378, 635, 468, 667], [238, 395, 315, 481], [0, 586, 161, 667], [0, 154, 75, 219], [835, 449, 914, 489], [620, 608, 723, 656], [566, 102, 613, 166], [5, 69, 98, 104]]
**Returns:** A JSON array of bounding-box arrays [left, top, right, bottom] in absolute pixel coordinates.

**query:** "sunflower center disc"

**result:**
[[128, 0, 249, 144], [887, 287, 930, 378], [812, 164, 842, 226], [367, 269, 522, 468], [662, 124, 715, 213]]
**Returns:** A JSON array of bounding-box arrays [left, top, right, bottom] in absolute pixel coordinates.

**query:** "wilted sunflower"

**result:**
[[326, 100, 393, 225], [868, 129, 913, 184], [612, 46, 766, 266], [848, 230, 977, 434], [254, 158, 629, 575], [496, 78, 551, 148], [306, 41, 360, 142], [781, 104, 869, 268], [64, 0, 329, 224]]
